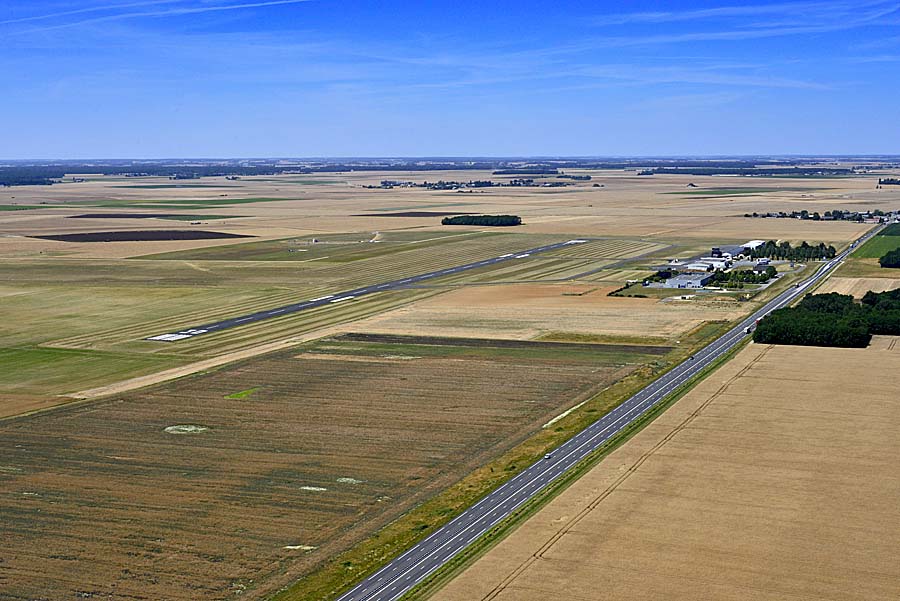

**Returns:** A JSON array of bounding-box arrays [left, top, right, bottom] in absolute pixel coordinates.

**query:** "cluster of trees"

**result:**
[[441, 215, 522, 226], [861, 288, 900, 334], [711, 266, 777, 287], [749, 240, 836, 262], [557, 174, 592, 180], [754, 289, 900, 347], [875, 225, 900, 268], [879, 248, 900, 268], [0, 167, 66, 186]]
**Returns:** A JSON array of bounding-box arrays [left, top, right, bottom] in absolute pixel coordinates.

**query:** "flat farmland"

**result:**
[[432, 342, 900, 601], [0, 336, 656, 601]]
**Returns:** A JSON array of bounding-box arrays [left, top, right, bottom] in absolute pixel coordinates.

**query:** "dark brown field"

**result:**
[[0, 339, 646, 600], [32, 230, 252, 242]]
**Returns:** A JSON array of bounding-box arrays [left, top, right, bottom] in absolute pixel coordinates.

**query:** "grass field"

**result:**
[[853, 228, 900, 258], [432, 341, 900, 601], [0, 336, 652, 601]]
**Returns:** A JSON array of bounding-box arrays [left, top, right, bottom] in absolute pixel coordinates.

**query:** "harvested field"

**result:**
[[0, 337, 649, 601], [354, 283, 746, 342], [32, 230, 253, 242], [335, 333, 671, 355], [433, 342, 900, 601], [816, 276, 900, 297]]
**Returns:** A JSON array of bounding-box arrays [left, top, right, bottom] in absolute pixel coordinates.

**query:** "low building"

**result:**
[[684, 262, 713, 272], [698, 257, 731, 270], [664, 273, 712, 288], [742, 240, 766, 252]]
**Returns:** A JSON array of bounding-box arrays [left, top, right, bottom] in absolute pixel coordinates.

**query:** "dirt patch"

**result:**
[[434, 342, 900, 601], [163, 424, 210, 434], [32, 230, 253, 242]]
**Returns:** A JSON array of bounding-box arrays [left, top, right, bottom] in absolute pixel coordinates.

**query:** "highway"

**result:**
[[146, 238, 588, 341], [335, 224, 883, 601]]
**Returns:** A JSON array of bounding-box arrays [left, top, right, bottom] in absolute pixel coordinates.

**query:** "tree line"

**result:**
[[753, 289, 900, 348], [710, 266, 777, 287], [749, 240, 836, 262], [441, 215, 522, 226], [880, 248, 900, 268]]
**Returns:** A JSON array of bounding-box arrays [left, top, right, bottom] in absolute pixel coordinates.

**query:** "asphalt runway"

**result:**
[[146, 238, 589, 342], [334, 225, 883, 601]]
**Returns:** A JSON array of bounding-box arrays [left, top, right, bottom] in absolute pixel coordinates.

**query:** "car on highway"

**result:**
[[543, 453, 553, 460]]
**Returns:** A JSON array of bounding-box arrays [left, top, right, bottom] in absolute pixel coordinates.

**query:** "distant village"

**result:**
[[365, 175, 594, 191], [744, 209, 892, 223]]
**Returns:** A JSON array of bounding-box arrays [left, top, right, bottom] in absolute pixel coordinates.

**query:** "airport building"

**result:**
[[664, 273, 713, 289]]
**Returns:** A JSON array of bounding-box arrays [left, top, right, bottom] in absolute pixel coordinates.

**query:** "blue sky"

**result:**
[[2, 0, 899, 158]]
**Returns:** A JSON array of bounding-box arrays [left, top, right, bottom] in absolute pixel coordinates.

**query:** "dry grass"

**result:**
[[355, 283, 747, 342], [432, 341, 900, 601]]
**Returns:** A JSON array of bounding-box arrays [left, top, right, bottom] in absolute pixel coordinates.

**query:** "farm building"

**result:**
[[665, 273, 713, 289]]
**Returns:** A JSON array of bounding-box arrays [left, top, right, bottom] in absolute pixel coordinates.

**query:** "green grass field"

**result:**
[[0, 205, 47, 211], [0, 347, 185, 396], [853, 229, 900, 258]]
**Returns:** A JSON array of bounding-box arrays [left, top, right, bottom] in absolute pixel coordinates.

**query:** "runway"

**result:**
[[146, 238, 589, 342]]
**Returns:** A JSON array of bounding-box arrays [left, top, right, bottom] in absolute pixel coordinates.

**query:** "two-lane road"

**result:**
[[335, 225, 882, 601]]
